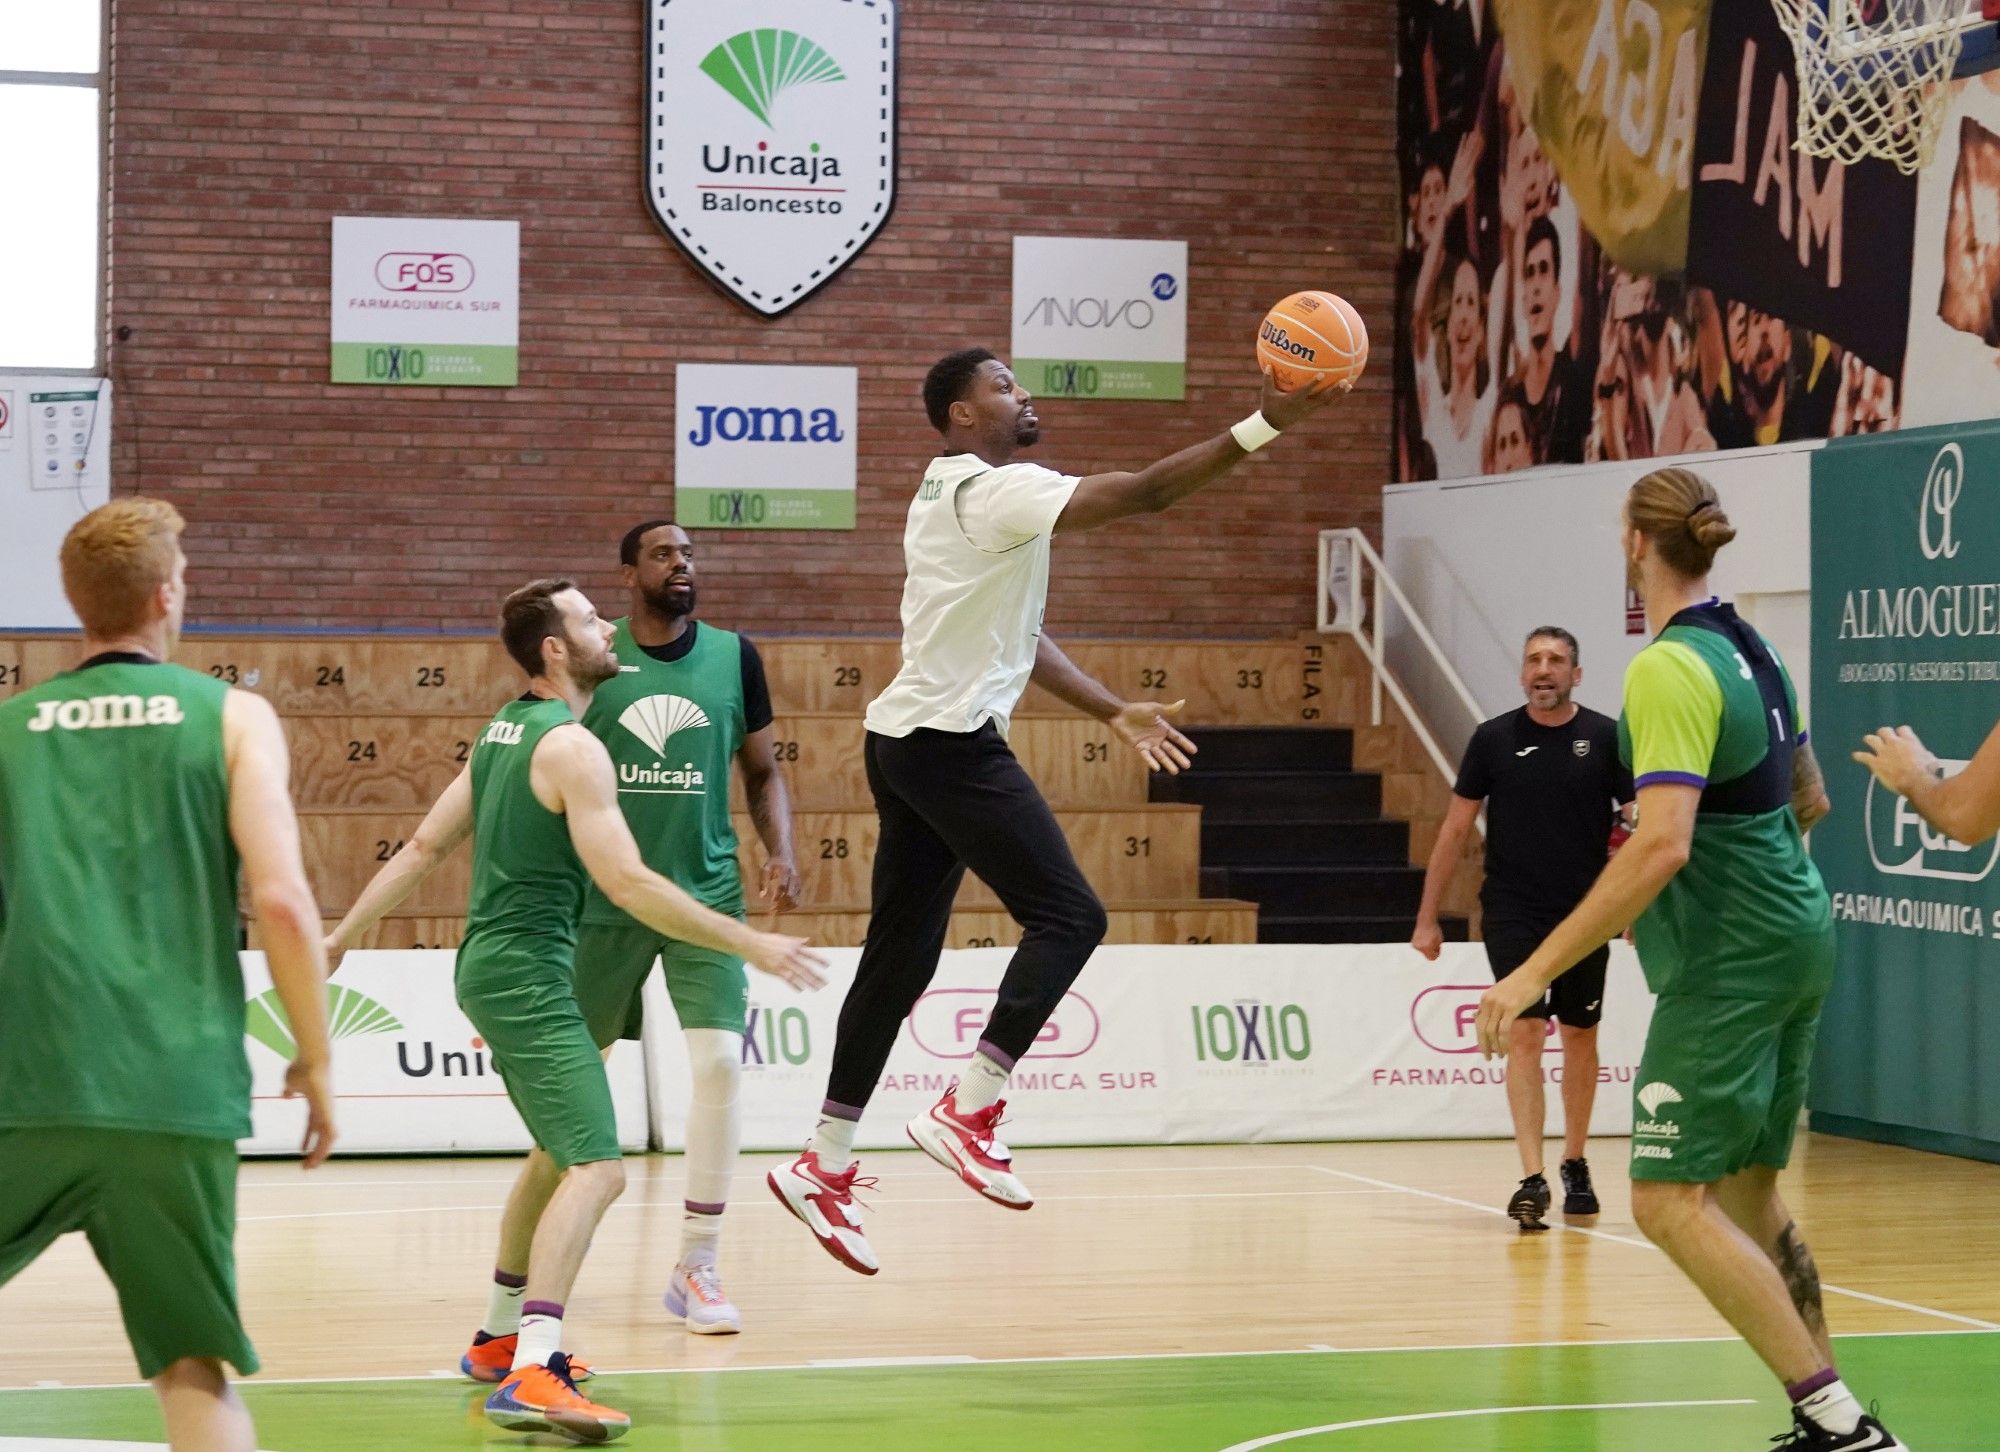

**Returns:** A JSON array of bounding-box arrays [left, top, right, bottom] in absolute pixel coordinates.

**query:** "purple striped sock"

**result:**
[[973, 1040, 1018, 1072], [522, 1300, 564, 1321], [1787, 1368, 1838, 1403], [493, 1269, 527, 1289], [685, 1200, 727, 1216], [819, 1098, 864, 1121]]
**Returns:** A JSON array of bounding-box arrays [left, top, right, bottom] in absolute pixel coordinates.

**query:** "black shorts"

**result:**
[[1482, 918, 1608, 1030]]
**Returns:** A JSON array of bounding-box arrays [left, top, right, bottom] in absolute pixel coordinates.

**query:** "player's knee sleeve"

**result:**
[[684, 1028, 742, 1110]]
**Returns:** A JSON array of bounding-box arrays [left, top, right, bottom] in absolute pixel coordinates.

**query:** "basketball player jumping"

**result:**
[[0, 499, 336, 1452], [769, 348, 1346, 1275], [326, 579, 825, 1444]]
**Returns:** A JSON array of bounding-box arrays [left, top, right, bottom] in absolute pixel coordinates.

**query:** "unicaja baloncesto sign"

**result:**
[[647, 0, 899, 317]]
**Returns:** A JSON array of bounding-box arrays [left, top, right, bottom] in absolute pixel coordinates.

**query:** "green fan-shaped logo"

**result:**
[[700, 29, 845, 127], [245, 984, 403, 1057]]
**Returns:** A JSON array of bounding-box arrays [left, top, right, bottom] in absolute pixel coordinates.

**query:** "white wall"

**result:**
[[0, 375, 111, 630], [1380, 442, 1816, 760]]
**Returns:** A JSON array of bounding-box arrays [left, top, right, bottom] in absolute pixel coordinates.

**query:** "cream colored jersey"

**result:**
[[864, 453, 1079, 740]]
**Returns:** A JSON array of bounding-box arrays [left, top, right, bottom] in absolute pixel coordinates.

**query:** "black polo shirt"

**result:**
[[1453, 705, 1631, 923]]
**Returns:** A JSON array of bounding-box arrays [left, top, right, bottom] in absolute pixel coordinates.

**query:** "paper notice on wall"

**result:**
[[26, 382, 106, 492]]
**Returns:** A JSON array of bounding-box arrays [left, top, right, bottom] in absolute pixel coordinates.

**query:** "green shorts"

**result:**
[[457, 954, 621, 1171], [1630, 993, 1825, 1184], [574, 919, 749, 1045], [0, 1126, 255, 1379]]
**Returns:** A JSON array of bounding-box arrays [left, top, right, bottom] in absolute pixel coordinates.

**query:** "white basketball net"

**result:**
[[1769, 0, 1969, 173]]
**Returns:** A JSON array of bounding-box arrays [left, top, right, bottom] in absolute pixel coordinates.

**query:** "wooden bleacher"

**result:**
[[0, 632, 1482, 946]]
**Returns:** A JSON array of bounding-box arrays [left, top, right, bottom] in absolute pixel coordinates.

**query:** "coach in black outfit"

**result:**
[[1412, 626, 1632, 1232]]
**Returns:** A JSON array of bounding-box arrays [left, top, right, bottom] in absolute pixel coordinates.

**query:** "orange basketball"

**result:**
[[1256, 290, 1369, 392]]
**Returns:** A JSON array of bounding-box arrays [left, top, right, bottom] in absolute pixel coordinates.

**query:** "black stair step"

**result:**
[[1257, 914, 1470, 945], [1200, 818, 1409, 867], [1181, 727, 1353, 774], [1205, 864, 1425, 915], [1152, 770, 1381, 819]]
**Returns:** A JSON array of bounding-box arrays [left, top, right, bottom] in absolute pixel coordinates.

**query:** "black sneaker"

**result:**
[[1770, 1407, 1907, 1449], [1506, 1173, 1551, 1232], [1560, 1157, 1600, 1216]]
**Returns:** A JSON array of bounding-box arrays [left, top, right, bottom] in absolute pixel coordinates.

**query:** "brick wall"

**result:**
[[108, 0, 1396, 635]]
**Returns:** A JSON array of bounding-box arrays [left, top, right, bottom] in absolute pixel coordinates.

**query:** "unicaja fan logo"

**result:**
[[618, 694, 710, 755], [245, 985, 402, 1058], [1637, 1082, 1682, 1118], [701, 30, 846, 126], [1921, 443, 1963, 561]]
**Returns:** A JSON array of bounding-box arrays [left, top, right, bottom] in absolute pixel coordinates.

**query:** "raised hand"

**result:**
[[1260, 365, 1349, 430]]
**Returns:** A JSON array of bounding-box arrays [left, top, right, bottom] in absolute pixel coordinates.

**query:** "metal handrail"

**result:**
[[1316, 528, 1485, 804]]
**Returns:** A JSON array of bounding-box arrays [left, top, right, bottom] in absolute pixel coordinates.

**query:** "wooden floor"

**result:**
[[5, 1135, 1996, 1390]]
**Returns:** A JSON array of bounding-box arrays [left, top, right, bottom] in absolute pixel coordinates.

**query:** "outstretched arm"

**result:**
[[545, 730, 827, 990], [1053, 369, 1347, 534], [326, 765, 474, 958], [1857, 720, 2000, 846], [1034, 635, 1195, 774]]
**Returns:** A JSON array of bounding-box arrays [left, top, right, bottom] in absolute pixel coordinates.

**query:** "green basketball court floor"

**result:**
[[1, 1330, 1985, 1450]]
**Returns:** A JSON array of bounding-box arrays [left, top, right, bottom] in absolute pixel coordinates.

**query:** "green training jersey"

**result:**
[[1617, 600, 1834, 1000], [0, 656, 247, 1140], [580, 620, 749, 922], [458, 696, 589, 990]]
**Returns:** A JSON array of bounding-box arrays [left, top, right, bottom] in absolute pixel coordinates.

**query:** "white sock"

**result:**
[[512, 1309, 562, 1371], [1796, 1380, 1865, 1436], [953, 1051, 1010, 1114], [681, 1209, 723, 1265], [810, 1113, 858, 1174], [482, 1275, 526, 1337]]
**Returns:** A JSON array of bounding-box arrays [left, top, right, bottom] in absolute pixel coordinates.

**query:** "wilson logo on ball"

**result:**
[[1258, 320, 1318, 361]]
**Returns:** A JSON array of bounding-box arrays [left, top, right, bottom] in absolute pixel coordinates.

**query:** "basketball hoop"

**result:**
[[1770, 0, 1971, 173]]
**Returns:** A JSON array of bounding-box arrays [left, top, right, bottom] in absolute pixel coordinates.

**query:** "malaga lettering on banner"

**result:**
[[1686, 0, 1916, 374], [646, 0, 899, 317]]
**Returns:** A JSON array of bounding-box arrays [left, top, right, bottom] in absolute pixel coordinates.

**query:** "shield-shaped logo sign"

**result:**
[[647, 0, 898, 317]]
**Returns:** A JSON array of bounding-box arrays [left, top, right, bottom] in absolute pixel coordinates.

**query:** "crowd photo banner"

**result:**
[[1809, 420, 2000, 1163]]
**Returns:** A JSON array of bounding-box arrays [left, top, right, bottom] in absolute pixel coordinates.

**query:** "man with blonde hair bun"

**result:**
[[1475, 469, 1909, 1449], [0, 498, 336, 1452]]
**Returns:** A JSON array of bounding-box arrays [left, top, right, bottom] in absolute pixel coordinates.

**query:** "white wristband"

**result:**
[[1230, 411, 1281, 453]]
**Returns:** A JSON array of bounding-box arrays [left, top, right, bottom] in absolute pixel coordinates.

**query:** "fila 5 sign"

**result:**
[[646, 0, 898, 316], [330, 217, 520, 386]]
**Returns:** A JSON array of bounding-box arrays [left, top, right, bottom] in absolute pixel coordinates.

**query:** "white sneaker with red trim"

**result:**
[[906, 1091, 1033, 1209], [766, 1149, 879, 1276]]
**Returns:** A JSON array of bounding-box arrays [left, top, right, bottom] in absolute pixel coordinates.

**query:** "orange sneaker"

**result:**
[[485, 1352, 628, 1443], [461, 1331, 594, 1384]]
